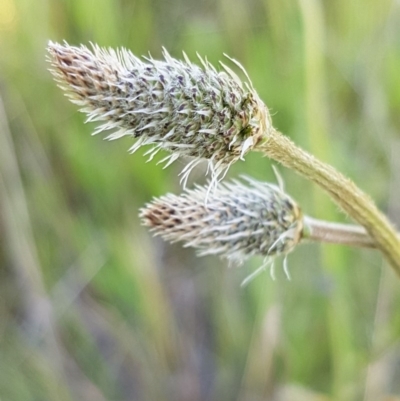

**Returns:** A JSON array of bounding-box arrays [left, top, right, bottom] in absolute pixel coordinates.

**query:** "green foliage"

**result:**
[[1, 0, 399, 400]]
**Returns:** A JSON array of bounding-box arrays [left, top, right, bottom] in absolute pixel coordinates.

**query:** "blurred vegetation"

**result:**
[[1, 0, 400, 400]]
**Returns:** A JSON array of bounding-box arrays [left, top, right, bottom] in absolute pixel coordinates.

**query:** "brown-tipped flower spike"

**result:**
[[47, 41, 271, 185], [140, 177, 303, 263]]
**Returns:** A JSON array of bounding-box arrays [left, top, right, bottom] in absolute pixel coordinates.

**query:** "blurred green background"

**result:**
[[1, 0, 400, 400]]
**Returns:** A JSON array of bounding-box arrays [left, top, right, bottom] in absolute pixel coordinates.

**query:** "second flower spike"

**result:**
[[47, 42, 272, 184], [140, 177, 304, 263]]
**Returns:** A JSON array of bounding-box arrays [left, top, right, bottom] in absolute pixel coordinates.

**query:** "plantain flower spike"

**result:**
[[47, 41, 272, 186], [140, 177, 303, 264]]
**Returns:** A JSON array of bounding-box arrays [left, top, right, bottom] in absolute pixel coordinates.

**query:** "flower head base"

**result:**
[[140, 177, 303, 263], [47, 42, 271, 185]]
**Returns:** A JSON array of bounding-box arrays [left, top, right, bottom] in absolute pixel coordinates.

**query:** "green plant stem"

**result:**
[[257, 129, 400, 276], [303, 216, 376, 249]]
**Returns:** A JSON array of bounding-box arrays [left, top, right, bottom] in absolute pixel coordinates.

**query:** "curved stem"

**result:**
[[303, 216, 376, 249], [257, 129, 400, 276]]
